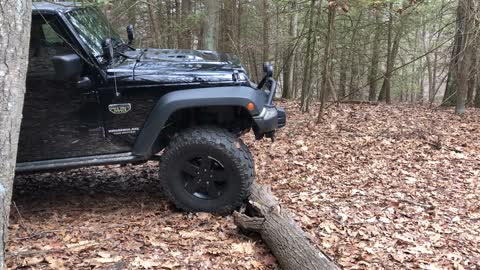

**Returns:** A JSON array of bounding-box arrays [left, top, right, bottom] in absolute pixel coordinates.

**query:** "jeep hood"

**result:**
[[106, 49, 248, 85]]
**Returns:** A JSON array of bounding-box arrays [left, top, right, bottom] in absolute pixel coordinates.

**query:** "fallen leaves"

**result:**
[[130, 256, 177, 269], [88, 252, 123, 264], [7, 101, 480, 269], [231, 242, 255, 255], [250, 101, 480, 269], [66, 240, 98, 252]]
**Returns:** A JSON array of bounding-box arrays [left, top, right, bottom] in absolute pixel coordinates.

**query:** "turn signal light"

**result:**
[[247, 102, 255, 111]]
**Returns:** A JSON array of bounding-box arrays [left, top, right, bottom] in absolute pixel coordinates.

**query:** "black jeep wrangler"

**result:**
[[16, 2, 286, 213]]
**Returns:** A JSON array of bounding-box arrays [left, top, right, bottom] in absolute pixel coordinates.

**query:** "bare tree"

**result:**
[[368, 10, 382, 101], [0, 0, 32, 267], [147, 0, 160, 47], [203, 0, 218, 50], [178, 0, 193, 49], [443, 1, 467, 106], [262, 0, 270, 63], [455, 0, 475, 115], [219, 0, 234, 52], [318, 2, 337, 122], [300, 0, 322, 112], [282, 0, 298, 99], [378, 4, 404, 104]]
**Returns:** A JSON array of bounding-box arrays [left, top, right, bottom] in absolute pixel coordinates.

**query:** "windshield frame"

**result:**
[[64, 6, 123, 63]]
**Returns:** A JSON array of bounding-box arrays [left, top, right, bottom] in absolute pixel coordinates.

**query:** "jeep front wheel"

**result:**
[[159, 128, 254, 213]]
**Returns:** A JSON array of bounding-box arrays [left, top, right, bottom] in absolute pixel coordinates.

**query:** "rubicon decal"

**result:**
[[108, 103, 132, 114], [108, 128, 140, 135]]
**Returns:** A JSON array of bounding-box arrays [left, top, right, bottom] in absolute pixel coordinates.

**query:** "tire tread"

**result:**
[[159, 127, 255, 214]]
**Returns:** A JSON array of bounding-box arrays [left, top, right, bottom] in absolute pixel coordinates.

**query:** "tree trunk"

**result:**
[[179, 0, 193, 49], [348, 54, 359, 100], [418, 61, 426, 102], [475, 79, 480, 107], [455, 0, 475, 115], [236, 0, 243, 55], [219, 0, 234, 53], [431, 50, 439, 103], [262, 0, 270, 63], [0, 1, 31, 267], [156, 0, 167, 48], [347, 12, 363, 101], [233, 183, 340, 270], [466, 4, 478, 106], [203, 0, 217, 50], [410, 25, 421, 103], [423, 20, 434, 104], [368, 11, 382, 101], [174, 0, 181, 48], [378, 3, 404, 104], [467, 48, 477, 106], [443, 2, 466, 106], [300, 0, 317, 112], [338, 47, 347, 98], [318, 4, 336, 122], [282, 0, 298, 99], [378, 10, 402, 104], [147, 0, 160, 47], [378, 4, 393, 103], [474, 3, 480, 108], [165, 0, 175, 48], [305, 3, 322, 105]]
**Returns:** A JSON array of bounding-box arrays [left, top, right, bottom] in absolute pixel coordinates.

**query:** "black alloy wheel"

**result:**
[[181, 154, 228, 200]]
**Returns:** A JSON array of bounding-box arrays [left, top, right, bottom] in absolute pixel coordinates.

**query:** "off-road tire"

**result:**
[[159, 127, 255, 213]]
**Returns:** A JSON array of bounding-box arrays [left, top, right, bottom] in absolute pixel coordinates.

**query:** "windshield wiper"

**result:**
[[113, 37, 135, 51], [110, 38, 136, 59], [112, 38, 126, 52]]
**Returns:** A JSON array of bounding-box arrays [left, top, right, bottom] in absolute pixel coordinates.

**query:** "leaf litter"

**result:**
[[7, 101, 480, 269]]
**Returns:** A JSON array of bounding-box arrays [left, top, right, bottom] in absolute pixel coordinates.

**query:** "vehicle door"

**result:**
[[17, 14, 107, 162]]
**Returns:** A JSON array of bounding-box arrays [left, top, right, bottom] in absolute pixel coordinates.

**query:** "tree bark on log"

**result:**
[[233, 183, 340, 270]]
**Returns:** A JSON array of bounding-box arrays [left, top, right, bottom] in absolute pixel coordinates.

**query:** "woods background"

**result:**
[[2, 1, 478, 269], [54, 0, 480, 115]]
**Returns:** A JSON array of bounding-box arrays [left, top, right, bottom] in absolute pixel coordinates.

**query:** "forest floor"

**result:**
[[7, 101, 480, 270]]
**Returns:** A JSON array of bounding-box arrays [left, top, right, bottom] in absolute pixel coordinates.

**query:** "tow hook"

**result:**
[[265, 131, 275, 142]]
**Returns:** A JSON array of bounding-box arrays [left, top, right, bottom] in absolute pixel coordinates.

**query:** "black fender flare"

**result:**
[[132, 86, 266, 158]]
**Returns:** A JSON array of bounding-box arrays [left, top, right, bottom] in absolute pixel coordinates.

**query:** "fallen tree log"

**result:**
[[233, 183, 340, 270]]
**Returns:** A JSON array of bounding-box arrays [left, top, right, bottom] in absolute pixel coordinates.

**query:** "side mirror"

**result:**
[[102, 38, 114, 64], [263, 62, 273, 78], [257, 63, 274, 89], [76, 76, 92, 89], [52, 54, 83, 81], [127, 24, 135, 45]]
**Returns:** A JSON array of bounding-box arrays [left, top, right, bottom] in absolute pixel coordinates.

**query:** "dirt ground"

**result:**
[[7, 101, 480, 269]]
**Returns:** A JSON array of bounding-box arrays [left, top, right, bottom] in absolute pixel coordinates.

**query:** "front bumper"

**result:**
[[252, 106, 286, 140], [250, 75, 286, 140]]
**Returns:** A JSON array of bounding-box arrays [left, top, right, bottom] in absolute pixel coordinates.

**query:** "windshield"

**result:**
[[65, 7, 122, 58]]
